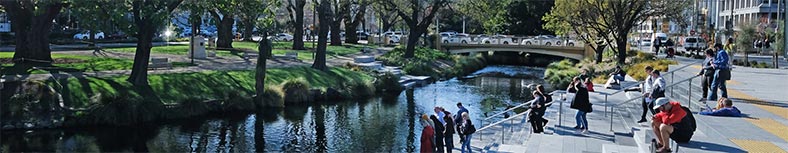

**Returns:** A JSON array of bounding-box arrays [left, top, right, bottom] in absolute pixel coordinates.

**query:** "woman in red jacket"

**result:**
[[420, 114, 436, 153]]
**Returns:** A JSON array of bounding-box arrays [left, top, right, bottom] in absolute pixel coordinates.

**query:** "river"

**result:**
[[0, 65, 548, 152]]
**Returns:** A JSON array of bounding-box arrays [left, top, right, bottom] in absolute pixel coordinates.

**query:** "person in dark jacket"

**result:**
[[430, 115, 445, 153], [697, 49, 716, 102], [529, 91, 547, 133], [443, 113, 456, 152], [569, 77, 592, 133], [455, 102, 469, 143]]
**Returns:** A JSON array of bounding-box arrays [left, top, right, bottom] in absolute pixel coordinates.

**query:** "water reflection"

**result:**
[[1, 66, 546, 152]]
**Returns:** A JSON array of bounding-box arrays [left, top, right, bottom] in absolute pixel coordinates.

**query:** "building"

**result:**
[[712, 0, 784, 33], [0, 13, 10, 33]]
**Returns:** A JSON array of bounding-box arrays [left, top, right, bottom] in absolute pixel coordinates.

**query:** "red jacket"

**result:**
[[655, 102, 687, 125], [420, 126, 435, 153]]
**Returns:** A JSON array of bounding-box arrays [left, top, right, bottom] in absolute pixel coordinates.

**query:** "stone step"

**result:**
[[353, 55, 375, 63], [603, 143, 640, 153]]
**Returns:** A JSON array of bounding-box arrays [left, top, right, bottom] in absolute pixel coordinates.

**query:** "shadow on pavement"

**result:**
[[678, 140, 747, 153]]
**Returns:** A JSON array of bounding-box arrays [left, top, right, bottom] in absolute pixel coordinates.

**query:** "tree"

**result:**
[[101, 0, 183, 86], [506, 0, 554, 35], [457, 0, 510, 34], [71, 0, 113, 49], [736, 24, 756, 66], [238, 0, 274, 41], [379, 0, 450, 58], [207, 0, 238, 49], [342, 0, 369, 44], [285, 0, 307, 50], [543, 0, 689, 64], [1, 0, 65, 63], [371, 3, 399, 33], [312, 0, 331, 71], [329, 0, 345, 46], [256, 33, 271, 106]]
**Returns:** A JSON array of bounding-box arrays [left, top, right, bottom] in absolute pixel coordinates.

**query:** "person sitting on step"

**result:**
[[651, 98, 687, 153]]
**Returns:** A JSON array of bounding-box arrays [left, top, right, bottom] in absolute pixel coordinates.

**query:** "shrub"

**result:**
[[544, 59, 580, 88], [83, 94, 164, 126], [402, 60, 434, 76], [262, 86, 285, 108], [173, 97, 212, 118], [375, 73, 403, 93], [224, 91, 255, 112], [378, 47, 448, 66], [450, 55, 487, 77], [281, 78, 312, 104], [342, 81, 376, 99], [627, 60, 676, 81]]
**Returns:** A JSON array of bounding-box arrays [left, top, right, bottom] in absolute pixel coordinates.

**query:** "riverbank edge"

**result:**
[[544, 50, 678, 88], [1, 66, 384, 130]]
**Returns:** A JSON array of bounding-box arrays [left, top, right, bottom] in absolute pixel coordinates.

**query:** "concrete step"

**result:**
[[353, 55, 375, 63], [603, 143, 640, 153], [496, 144, 528, 153]]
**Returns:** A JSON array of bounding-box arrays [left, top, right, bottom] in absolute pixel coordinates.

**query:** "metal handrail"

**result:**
[[484, 100, 534, 121], [606, 74, 702, 131], [477, 109, 531, 143]]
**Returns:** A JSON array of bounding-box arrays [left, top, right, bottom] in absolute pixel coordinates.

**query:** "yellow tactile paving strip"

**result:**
[[730, 139, 788, 153], [745, 118, 788, 143], [728, 90, 788, 120]]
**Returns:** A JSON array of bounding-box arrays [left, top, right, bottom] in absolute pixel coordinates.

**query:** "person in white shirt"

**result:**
[[639, 66, 656, 123]]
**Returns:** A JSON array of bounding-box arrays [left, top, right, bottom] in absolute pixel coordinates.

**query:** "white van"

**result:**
[[683, 36, 707, 52], [651, 33, 668, 47]]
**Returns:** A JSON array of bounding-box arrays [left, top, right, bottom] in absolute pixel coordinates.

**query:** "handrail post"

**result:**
[[502, 124, 505, 144], [604, 94, 613, 116], [480, 120, 483, 140], [511, 117, 514, 132], [559, 93, 563, 127], [610, 106, 614, 132], [671, 73, 675, 97], [689, 78, 693, 110]]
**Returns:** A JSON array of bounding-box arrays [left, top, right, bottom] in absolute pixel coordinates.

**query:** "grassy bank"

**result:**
[[0, 67, 376, 127], [543, 50, 678, 88], [0, 52, 190, 75], [377, 47, 488, 79]]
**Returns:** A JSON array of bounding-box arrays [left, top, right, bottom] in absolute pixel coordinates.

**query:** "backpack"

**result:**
[[670, 106, 696, 143], [544, 94, 553, 103]]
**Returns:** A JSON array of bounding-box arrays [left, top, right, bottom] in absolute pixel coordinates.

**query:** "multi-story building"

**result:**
[[713, 0, 783, 33]]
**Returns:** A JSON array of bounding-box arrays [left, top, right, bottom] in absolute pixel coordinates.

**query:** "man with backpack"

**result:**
[[651, 98, 695, 153]]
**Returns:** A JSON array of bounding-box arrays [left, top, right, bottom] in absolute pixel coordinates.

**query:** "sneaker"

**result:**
[[573, 126, 582, 129], [581, 129, 589, 134], [543, 119, 549, 128], [698, 98, 706, 102], [637, 119, 647, 123]]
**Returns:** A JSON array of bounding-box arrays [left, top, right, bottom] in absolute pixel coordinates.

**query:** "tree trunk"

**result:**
[[404, 28, 421, 58], [292, 0, 306, 50], [616, 38, 627, 65], [243, 19, 255, 42], [128, 24, 155, 86], [313, 0, 330, 71], [89, 32, 97, 47], [343, 3, 366, 44], [255, 33, 270, 107], [215, 14, 235, 49], [330, 18, 342, 46], [4, 1, 64, 63], [595, 45, 606, 64]]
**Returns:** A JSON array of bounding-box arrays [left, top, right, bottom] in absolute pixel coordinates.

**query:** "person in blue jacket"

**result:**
[[700, 98, 741, 117]]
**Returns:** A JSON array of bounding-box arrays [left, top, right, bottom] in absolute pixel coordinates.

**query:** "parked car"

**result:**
[[521, 35, 561, 46], [563, 38, 581, 47], [481, 34, 513, 44], [274, 33, 294, 41], [73, 31, 105, 40], [387, 35, 401, 44], [640, 39, 652, 46], [683, 36, 707, 52], [442, 33, 472, 44]]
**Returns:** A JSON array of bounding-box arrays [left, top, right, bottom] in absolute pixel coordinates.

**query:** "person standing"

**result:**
[[638, 66, 656, 123], [535, 85, 551, 127], [569, 77, 592, 133], [455, 103, 469, 143], [708, 43, 730, 101], [724, 38, 735, 66], [460, 112, 476, 153], [443, 114, 456, 152], [430, 115, 445, 153], [697, 49, 716, 102], [529, 91, 547, 133], [649, 70, 667, 100], [420, 114, 435, 153]]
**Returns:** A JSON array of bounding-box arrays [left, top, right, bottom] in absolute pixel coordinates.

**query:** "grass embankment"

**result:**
[[544, 50, 677, 88], [106, 41, 373, 61], [377, 47, 488, 79], [0, 52, 190, 75], [25, 66, 375, 126]]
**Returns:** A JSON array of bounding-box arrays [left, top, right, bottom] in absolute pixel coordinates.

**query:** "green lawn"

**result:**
[[1, 52, 190, 75], [50, 67, 373, 107], [105, 41, 373, 61]]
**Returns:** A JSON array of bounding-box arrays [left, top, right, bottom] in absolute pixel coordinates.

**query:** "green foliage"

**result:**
[[458, 0, 512, 34], [544, 59, 580, 89], [735, 24, 757, 53], [1, 52, 190, 75], [402, 61, 435, 76], [341, 81, 376, 99], [627, 60, 676, 81], [262, 86, 285, 107], [81, 94, 165, 126], [378, 47, 448, 66], [450, 55, 488, 77], [281, 78, 312, 104], [375, 73, 403, 93]]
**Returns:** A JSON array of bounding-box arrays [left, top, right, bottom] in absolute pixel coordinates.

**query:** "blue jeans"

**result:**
[[575, 110, 588, 129], [462, 134, 473, 153], [708, 69, 728, 100], [445, 135, 454, 152]]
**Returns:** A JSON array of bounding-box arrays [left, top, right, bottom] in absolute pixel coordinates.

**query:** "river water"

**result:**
[[1, 65, 547, 152]]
